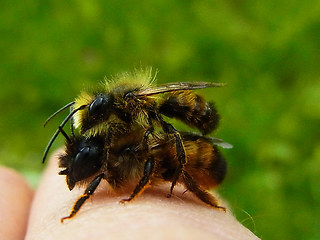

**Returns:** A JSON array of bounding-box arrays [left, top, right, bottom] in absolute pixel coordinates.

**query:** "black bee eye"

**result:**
[[75, 146, 91, 163], [71, 145, 103, 182], [89, 94, 114, 117], [89, 97, 104, 113]]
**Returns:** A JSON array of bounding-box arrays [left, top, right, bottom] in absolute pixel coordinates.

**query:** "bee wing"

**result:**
[[135, 82, 225, 96], [209, 137, 233, 149]]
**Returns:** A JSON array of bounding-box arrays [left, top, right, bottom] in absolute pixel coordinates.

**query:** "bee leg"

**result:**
[[182, 171, 226, 211], [140, 114, 155, 151], [160, 119, 186, 198], [141, 129, 152, 152], [59, 127, 71, 143], [120, 157, 154, 203], [61, 173, 104, 223]]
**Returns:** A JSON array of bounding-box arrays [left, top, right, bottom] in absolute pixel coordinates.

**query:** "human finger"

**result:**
[[0, 166, 33, 240]]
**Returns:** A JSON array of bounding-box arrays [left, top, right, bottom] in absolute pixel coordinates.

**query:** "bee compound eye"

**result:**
[[72, 145, 102, 181], [75, 146, 91, 164], [88, 94, 114, 118], [89, 97, 105, 113]]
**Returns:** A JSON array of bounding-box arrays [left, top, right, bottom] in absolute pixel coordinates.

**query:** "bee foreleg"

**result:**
[[61, 173, 104, 223], [182, 171, 226, 211], [59, 126, 71, 143], [120, 157, 155, 203], [159, 119, 186, 197]]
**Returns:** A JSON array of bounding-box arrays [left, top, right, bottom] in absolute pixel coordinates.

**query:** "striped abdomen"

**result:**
[[159, 91, 220, 135]]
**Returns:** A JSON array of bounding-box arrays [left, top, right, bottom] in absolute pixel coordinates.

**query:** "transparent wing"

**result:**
[[209, 137, 233, 149], [135, 82, 225, 96]]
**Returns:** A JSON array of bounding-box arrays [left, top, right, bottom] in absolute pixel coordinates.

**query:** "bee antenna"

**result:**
[[44, 101, 76, 127], [42, 104, 88, 164]]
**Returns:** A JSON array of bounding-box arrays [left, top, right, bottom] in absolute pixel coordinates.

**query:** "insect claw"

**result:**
[[60, 216, 71, 223], [216, 206, 227, 212], [119, 198, 131, 204]]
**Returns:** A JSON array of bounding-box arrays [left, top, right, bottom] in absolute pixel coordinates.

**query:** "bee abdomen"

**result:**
[[208, 149, 227, 185], [159, 93, 220, 135]]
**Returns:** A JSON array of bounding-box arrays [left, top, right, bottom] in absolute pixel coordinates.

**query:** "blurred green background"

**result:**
[[1, 0, 319, 239]]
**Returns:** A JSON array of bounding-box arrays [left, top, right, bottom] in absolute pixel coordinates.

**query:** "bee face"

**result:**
[[59, 136, 105, 190]]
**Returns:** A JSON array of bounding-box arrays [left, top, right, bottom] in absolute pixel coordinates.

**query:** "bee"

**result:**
[[43, 68, 225, 196], [57, 128, 232, 222]]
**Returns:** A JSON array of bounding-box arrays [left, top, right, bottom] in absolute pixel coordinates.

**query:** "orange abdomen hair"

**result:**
[[159, 133, 227, 190], [183, 138, 226, 189]]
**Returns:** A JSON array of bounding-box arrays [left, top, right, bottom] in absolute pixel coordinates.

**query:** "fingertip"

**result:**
[[0, 166, 34, 203], [0, 166, 33, 240]]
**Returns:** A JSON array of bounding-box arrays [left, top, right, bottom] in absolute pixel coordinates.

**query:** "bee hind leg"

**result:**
[[120, 157, 154, 203], [160, 119, 186, 198], [182, 171, 226, 212], [61, 173, 104, 223]]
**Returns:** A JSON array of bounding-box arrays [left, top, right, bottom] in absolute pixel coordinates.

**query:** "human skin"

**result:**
[[0, 166, 33, 240], [2, 150, 260, 240]]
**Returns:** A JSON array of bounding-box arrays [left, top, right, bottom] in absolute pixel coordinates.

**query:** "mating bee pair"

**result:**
[[43, 68, 231, 222]]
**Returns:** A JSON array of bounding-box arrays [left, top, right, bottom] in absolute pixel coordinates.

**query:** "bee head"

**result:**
[[59, 135, 105, 190]]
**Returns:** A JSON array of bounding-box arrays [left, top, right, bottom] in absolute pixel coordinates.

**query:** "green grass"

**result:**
[[1, 1, 319, 239]]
